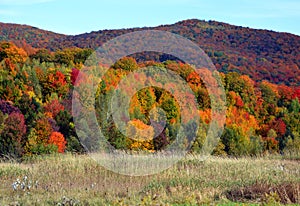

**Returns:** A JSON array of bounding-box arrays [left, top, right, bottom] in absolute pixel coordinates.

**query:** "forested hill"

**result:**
[[0, 22, 65, 49], [1, 19, 299, 85]]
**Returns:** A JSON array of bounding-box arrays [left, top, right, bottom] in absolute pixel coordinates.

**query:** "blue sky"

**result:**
[[0, 0, 299, 35]]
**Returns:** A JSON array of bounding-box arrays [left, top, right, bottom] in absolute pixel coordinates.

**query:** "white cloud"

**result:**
[[0, 0, 54, 5]]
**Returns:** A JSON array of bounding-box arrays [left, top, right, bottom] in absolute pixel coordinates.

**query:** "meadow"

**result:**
[[0, 154, 299, 205]]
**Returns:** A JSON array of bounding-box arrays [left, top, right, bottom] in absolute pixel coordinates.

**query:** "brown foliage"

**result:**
[[226, 182, 300, 204]]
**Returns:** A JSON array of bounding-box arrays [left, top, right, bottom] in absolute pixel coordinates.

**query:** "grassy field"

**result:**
[[0, 154, 299, 205]]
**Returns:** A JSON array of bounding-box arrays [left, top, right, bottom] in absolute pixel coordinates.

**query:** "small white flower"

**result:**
[[21, 182, 25, 190], [12, 182, 18, 191]]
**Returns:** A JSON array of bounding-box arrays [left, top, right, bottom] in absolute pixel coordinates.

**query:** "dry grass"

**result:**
[[0, 154, 299, 205], [226, 182, 300, 204]]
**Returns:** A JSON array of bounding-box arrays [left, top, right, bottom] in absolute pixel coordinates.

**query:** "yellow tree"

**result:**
[[0, 42, 28, 64]]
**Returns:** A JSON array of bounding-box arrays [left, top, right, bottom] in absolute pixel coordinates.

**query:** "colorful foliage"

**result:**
[[48, 132, 67, 153], [0, 42, 28, 64], [44, 99, 65, 118], [0, 40, 300, 157], [0, 112, 26, 157]]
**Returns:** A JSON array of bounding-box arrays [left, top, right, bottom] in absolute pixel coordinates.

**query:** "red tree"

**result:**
[[44, 99, 65, 118], [0, 112, 26, 157], [48, 132, 67, 153]]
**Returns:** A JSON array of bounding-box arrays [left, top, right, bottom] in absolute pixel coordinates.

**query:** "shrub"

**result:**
[[226, 182, 300, 204]]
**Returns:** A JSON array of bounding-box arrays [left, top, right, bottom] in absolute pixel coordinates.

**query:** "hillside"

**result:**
[[0, 19, 299, 85], [0, 21, 300, 161], [0, 22, 66, 50]]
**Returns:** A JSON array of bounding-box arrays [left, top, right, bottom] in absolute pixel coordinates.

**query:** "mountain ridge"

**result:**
[[2, 19, 300, 37], [1, 19, 299, 85]]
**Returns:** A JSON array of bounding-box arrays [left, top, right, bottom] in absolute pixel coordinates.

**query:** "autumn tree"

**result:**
[[44, 99, 65, 119], [30, 49, 53, 63], [25, 117, 55, 155], [112, 57, 139, 71], [41, 69, 69, 99], [48, 131, 67, 153], [0, 112, 26, 157], [0, 42, 28, 64]]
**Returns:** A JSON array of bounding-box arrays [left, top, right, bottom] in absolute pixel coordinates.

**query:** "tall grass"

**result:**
[[0, 154, 299, 205]]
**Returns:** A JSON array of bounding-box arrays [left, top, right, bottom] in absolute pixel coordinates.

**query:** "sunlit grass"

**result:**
[[0, 153, 299, 205]]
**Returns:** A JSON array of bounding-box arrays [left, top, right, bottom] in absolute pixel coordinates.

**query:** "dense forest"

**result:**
[[1, 19, 300, 86], [0, 39, 299, 158]]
